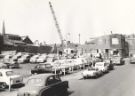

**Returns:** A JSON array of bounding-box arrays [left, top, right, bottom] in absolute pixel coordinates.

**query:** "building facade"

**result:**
[[79, 34, 128, 58]]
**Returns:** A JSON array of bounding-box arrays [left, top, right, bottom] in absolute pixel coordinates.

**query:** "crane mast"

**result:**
[[49, 1, 64, 47]]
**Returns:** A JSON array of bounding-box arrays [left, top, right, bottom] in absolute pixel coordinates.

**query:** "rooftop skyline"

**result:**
[[0, 0, 135, 44]]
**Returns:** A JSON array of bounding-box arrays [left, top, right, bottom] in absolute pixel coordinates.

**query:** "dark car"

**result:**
[[17, 74, 69, 96], [104, 59, 114, 70], [31, 63, 53, 74]]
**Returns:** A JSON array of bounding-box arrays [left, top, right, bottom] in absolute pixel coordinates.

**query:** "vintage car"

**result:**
[[0, 63, 8, 69], [111, 56, 124, 65], [130, 54, 135, 64], [3, 54, 13, 64], [17, 54, 31, 63], [0, 69, 23, 87], [103, 59, 114, 70], [11, 54, 22, 62], [82, 67, 102, 79], [31, 63, 53, 74], [30, 55, 40, 63], [3, 54, 20, 68], [17, 74, 69, 96], [94, 62, 109, 73], [36, 54, 47, 63]]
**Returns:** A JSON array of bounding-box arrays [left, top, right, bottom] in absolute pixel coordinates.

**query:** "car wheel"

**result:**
[[62, 88, 68, 95], [1, 82, 7, 89], [83, 76, 87, 79]]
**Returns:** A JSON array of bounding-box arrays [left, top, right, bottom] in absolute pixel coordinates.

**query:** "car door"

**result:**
[[43, 76, 57, 96]]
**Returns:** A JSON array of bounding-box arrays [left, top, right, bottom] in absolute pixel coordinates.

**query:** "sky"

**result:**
[[0, 0, 135, 44]]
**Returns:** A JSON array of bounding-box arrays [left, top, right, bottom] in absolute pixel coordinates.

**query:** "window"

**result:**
[[112, 38, 119, 45], [46, 76, 61, 85], [27, 78, 43, 86], [47, 76, 54, 85], [6, 71, 14, 76]]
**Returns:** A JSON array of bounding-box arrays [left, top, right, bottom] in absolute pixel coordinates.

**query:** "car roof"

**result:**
[[39, 62, 52, 65], [28, 73, 55, 80]]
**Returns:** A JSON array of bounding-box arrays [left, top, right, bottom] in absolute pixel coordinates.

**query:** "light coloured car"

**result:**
[[111, 56, 124, 65], [94, 62, 109, 73], [30, 55, 40, 63], [82, 67, 102, 79], [17, 54, 31, 63], [0, 63, 8, 69], [3, 55, 13, 64], [36, 54, 47, 63], [74, 58, 87, 69], [11, 52, 23, 62], [0, 69, 23, 87]]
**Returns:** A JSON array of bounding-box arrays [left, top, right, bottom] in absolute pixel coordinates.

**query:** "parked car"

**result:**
[[104, 59, 114, 70], [10, 53, 23, 63], [17, 54, 31, 63], [74, 58, 87, 69], [0, 69, 23, 87], [17, 74, 69, 96], [130, 54, 135, 64], [5, 59, 20, 68], [111, 56, 124, 65], [94, 62, 109, 73], [36, 54, 47, 63], [3, 54, 13, 64], [30, 55, 40, 63], [0, 63, 8, 69], [31, 63, 53, 74], [82, 67, 102, 79]]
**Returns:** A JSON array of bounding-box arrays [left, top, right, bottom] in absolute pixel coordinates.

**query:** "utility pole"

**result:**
[[79, 33, 80, 44]]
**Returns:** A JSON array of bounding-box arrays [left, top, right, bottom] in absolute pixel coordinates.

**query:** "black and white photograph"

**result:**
[[0, 0, 135, 96]]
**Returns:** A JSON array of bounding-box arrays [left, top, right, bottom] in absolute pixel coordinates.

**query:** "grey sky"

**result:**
[[0, 0, 135, 44]]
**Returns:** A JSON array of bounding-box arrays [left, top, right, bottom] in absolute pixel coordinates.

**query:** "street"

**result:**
[[1, 62, 135, 96], [67, 63, 135, 96]]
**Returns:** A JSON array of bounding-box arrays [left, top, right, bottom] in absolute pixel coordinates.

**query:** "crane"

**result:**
[[49, 1, 64, 47]]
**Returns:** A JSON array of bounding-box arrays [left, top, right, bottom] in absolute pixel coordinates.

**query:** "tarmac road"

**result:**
[[67, 63, 135, 96]]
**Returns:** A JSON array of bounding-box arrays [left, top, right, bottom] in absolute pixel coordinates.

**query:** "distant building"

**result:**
[[79, 34, 128, 58], [0, 21, 52, 54], [125, 34, 135, 56], [21, 36, 33, 44]]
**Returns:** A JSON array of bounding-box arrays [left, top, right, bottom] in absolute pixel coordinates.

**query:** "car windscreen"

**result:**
[[88, 68, 96, 71], [27, 78, 44, 86], [45, 64, 52, 67], [6, 71, 15, 76]]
